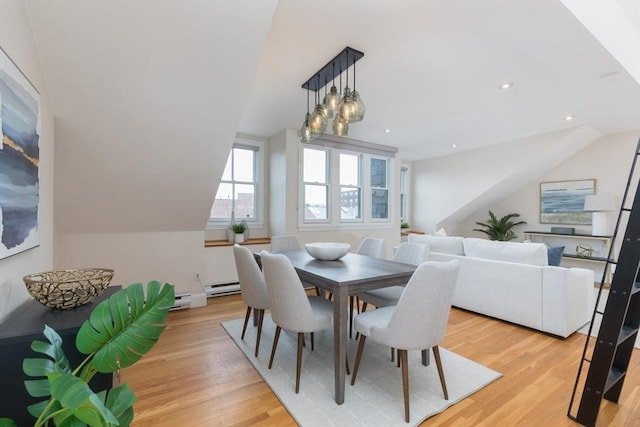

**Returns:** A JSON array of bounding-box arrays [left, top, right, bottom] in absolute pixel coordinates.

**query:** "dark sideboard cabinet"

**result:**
[[0, 286, 119, 426]]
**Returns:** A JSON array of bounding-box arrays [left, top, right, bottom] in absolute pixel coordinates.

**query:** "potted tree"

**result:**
[[0, 281, 174, 427], [473, 211, 527, 241]]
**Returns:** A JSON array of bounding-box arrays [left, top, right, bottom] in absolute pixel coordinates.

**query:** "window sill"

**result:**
[[204, 238, 271, 248]]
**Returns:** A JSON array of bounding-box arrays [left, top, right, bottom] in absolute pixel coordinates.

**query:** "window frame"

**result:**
[[302, 146, 330, 223], [207, 138, 264, 229], [299, 141, 394, 230]]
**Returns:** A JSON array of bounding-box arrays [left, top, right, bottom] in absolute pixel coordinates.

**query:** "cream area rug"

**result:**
[[222, 315, 502, 426], [578, 288, 640, 349]]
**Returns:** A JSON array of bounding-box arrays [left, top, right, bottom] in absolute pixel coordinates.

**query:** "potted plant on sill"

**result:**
[[473, 210, 527, 241], [0, 281, 174, 427], [231, 222, 248, 243]]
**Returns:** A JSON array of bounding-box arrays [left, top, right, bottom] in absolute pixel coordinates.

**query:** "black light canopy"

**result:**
[[301, 47, 364, 91]]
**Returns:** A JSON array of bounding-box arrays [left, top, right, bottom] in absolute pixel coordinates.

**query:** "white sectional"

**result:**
[[407, 235, 594, 338]]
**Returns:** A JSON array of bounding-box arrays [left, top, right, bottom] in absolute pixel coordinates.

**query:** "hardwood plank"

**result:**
[[121, 295, 640, 426]]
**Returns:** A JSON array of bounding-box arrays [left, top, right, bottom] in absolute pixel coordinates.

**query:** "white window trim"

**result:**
[[299, 138, 395, 230], [207, 137, 265, 230]]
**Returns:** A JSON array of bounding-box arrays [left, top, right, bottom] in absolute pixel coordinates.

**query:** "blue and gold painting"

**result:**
[[0, 48, 40, 259], [540, 179, 594, 225]]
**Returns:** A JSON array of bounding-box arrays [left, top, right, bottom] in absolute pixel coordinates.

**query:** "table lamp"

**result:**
[[583, 194, 615, 236]]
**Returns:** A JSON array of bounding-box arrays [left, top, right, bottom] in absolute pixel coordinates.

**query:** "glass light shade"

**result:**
[[350, 90, 365, 122], [333, 116, 349, 136], [299, 113, 313, 143], [323, 85, 340, 117], [309, 104, 328, 134], [337, 86, 355, 123]]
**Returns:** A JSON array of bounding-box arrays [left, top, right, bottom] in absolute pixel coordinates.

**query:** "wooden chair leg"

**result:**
[[349, 295, 354, 338], [255, 309, 265, 357], [397, 348, 400, 368], [241, 306, 252, 340], [310, 332, 315, 351], [296, 333, 304, 393], [351, 335, 367, 385], [391, 347, 395, 362], [422, 348, 430, 366], [399, 349, 410, 423], [433, 346, 449, 400], [268, 326, 281, 369]]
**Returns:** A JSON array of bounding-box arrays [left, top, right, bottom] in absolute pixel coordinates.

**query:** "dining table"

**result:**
[[277, 250, 416, 405]]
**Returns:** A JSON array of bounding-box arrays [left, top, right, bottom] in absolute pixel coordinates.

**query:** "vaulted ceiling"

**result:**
[[24, 0, 640, 234]]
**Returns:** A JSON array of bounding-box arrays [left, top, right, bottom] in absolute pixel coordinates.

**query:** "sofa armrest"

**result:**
[[542, 267, 594, 338]]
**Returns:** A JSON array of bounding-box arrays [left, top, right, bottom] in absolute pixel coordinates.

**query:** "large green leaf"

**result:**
[[49, 373, 118, 426], [76, 282, 174, 372], [0, 419, 18, 427]]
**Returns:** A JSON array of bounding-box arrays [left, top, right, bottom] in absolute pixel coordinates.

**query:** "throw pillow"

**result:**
[[547, 245, 565, 266]]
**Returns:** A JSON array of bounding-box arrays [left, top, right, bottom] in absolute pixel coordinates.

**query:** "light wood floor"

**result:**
[[121, 294, 640, 426]]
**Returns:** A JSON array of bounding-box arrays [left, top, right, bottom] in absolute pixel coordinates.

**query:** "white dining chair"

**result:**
[[233, 244, 270, 357], [271, 234, 323, 296], [357, 242, 430, 311], [260, 251, 334, 393], [349, 237, 387, 337], [351, 260, 460, 423], [270, 235, 303, 253], [356, 237, 386, 258]]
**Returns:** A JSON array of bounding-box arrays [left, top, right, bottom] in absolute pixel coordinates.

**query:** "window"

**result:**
[[210, 140, 262, 224], [400, 167, 408, 221], [340, 153, 361, 220], [300, 141, 393, 228], [303, 147, 329, 221], [370, 157, 389, 219]]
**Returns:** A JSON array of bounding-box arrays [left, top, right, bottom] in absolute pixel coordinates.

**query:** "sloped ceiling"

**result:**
[[24, 0, 640, 235], [25, 0, 278, 233]]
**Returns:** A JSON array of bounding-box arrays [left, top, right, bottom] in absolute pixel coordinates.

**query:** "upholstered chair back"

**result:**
[[393, 242, 430, 266], [233, 244, 269, 310], [356, 237, 386, 259], [260, 251, 332, 332], [271, 235, 302, 253], [371, 260, 460, 350]]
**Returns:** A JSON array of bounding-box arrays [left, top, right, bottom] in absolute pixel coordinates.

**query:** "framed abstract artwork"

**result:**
[[0, 47, 41, 259], [540, 179, 595, 225]]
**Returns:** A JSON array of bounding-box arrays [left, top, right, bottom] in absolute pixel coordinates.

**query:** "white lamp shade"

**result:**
[[583, 194, 615, 212]]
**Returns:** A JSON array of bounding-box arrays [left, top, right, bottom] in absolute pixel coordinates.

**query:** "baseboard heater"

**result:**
[[203, 282, 241, 298], [170, 292, 192, 311]]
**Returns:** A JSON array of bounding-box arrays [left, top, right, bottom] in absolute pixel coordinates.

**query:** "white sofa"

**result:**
[[408, 235, 594, 338]]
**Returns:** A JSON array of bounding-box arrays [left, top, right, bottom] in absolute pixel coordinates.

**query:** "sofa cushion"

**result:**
[[407, 235, 465, 255], [463, 238, 549, 266], [547, 245, 565, 266]]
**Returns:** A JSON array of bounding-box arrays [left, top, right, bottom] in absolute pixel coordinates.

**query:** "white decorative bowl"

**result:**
[[305, 242, 351, 261]]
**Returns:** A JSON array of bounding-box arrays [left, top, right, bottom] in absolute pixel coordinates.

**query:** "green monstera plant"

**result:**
[[0, 281, 174, 427], [473, 211, 527, 241]]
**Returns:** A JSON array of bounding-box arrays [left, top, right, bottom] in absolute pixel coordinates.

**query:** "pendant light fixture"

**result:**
[[323, 62, 340, 118], [309, 75, 328, 135], [300, 47, 364, 142], [299, 85, 313, 143], [350, 56, 365, 122]]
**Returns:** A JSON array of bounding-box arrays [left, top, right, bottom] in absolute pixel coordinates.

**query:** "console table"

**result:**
[[0, 286, 119, 425], [524, 231, 614, 282]]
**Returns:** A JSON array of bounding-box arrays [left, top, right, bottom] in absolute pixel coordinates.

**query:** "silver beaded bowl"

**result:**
[[24, 268, 115, 310]]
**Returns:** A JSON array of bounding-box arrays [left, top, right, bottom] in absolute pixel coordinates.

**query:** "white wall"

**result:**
[[411, 126, 601, 235], [458, 131, 639, 239], [0, 0, 55, 323], [60, 231, 207, 304]]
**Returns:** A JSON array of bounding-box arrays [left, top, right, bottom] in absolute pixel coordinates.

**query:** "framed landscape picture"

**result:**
[[0, 47, 41, 259], [540, 179, 595, 225]]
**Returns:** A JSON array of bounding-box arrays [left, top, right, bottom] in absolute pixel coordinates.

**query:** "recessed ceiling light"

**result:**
[[452, 144, 457, 148], [563, 115, 574, 121], [384, 129, 391, 133], [499, 82, 513, 90]]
